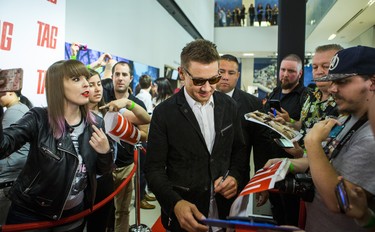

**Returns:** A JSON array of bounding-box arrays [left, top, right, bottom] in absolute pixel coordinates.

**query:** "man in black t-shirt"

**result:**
[[103, 61, 148, 232], [263, 54, 309, 227]]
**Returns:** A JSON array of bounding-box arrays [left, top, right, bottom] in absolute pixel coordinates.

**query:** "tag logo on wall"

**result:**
[[0, 21, 13, 51]]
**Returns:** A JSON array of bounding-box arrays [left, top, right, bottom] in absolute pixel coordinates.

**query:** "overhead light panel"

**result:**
[[328, 34, 336, 40], [368, 0, 375, 6], [243, 53, 254, 56]]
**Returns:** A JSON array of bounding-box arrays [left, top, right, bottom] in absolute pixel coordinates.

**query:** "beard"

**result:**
[[281, 79, 298, 90]]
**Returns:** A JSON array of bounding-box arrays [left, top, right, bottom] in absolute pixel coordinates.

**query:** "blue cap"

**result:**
[[315, 45, 375, 82]]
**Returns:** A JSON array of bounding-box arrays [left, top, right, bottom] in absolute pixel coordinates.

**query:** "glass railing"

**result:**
[[306, 0, 337, 38]]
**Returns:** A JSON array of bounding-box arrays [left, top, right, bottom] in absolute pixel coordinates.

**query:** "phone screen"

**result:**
[[335, 179, 350, 213], [329, 125, 345, 138]]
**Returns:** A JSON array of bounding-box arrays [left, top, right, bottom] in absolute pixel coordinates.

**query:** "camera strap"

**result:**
[[329, 113, 368, 161]]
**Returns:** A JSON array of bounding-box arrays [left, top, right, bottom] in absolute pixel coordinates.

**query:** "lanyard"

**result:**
[[329, 113, 368, 161]]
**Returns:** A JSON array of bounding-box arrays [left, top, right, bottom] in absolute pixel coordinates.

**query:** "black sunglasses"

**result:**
[[183, 67, 221, 86]]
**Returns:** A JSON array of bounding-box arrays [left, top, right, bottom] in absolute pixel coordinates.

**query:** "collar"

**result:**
[[184, 87, 214, 109], [225, 89, 235, 97]]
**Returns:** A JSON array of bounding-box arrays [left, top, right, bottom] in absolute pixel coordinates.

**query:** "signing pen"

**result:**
[[216, 170, 230, 188], [273, 108, 277, 117]]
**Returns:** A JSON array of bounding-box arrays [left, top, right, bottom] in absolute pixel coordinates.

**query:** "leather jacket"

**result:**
[[0, 107, 114, 220]]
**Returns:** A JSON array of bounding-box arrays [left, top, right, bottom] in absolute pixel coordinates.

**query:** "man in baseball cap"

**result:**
[[315, 45, 375, 82], [302, 45, 375, 231]]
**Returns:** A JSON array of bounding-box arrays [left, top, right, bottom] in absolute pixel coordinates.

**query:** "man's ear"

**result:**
[[130, 75, 134, 82], [178, 67, 185, 81], [370, 75, 375, 91], [298, 69, 303, 79]]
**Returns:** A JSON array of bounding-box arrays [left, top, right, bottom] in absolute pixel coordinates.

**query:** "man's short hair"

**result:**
[[111, 61, 133, 76], [282, 54, 302, 71], [139, 74, 152, 89], [220, 54, 240, 70], [315, 44, 344, 53], [180, 39, 220, 68]]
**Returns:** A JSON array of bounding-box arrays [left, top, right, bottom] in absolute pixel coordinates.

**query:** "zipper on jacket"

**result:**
[[40, 146, 61, 160], [56, 146, 79, 220], [24, 172, 41, 194]]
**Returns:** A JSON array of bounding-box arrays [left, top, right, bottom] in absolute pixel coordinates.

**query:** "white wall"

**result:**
[[175, 0, 215, 41], [66, 0, 214, 73], [350, 26, 375, 47], [214, 26, 278, 54]]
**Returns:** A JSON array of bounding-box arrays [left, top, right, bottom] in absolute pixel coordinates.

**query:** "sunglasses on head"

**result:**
[[183, 67, 221, 86]]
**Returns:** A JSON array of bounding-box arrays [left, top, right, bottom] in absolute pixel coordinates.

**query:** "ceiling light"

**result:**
[[243, 53, 254, 56], [328, 34, 336, 40], [368, 0, 375, 6]]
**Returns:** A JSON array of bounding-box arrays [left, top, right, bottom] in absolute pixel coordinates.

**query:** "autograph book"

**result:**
[[245, 110, 302, 143]]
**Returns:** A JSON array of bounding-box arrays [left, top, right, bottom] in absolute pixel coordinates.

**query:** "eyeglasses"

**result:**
[[183, 67, 221, 86]]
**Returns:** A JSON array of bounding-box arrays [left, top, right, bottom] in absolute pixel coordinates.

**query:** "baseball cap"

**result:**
[[315, 45, 375, 82]]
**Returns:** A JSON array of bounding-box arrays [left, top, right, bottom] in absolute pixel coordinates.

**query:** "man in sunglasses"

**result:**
[[145, 39, 247, 232]]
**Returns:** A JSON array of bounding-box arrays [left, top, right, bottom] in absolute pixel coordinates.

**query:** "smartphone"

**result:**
[[269, 99, 281, 112], [335, 179, 350, 213], [274, 138, 294, 148], [329, 124, 345, 138], [0, 68, 23, 92]]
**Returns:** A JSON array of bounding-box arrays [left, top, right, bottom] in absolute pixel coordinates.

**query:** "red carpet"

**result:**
[[151, 216, 164, 232]]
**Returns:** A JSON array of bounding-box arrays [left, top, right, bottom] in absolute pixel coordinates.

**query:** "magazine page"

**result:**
[[245, 110, 302, 142]]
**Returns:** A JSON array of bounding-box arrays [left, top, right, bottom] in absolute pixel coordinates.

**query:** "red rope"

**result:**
[[0, 150, 139, 232]]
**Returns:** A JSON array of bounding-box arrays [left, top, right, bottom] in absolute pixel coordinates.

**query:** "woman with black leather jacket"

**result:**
[[0, 60, 114, 231]]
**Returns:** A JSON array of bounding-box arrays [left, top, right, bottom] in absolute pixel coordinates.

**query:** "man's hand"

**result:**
[[100, 99, 132, 112], [263, 158, 284, 169], [338, 176, 369, 220], [70, 42, 80, 57], [304, 118, 338, 145], [214, 175, 238, 199], [284, 141, 304, 158], [256, 191, 269, 207], [174, 200, 208, 232]]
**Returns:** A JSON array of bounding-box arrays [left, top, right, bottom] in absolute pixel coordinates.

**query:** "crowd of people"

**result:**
[[1, 39, 375, 232], [215, 2, 279, 27]]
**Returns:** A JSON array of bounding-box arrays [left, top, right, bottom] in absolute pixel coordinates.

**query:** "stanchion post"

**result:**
[[129, 143, 151, 232]]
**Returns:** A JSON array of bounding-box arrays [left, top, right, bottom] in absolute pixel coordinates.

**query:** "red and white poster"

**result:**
[[229, 159, 290, 217], [0, 0, 65, 106]]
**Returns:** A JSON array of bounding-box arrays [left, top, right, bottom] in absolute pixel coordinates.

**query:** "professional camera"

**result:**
[[274, 173, 315, 202]]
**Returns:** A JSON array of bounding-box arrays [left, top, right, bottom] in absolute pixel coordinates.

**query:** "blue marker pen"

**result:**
[[273, 108, 277, 117]]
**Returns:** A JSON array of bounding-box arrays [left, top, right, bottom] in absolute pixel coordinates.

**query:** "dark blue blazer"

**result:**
[[145, 88, 246, 231]]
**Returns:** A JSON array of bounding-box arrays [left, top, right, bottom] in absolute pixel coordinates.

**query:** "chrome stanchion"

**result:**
[[129, 143, 151, 232]]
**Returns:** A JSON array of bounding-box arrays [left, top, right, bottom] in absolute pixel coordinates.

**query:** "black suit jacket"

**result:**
[[145, 88, 246, 231], [232, 88, 274, 178]]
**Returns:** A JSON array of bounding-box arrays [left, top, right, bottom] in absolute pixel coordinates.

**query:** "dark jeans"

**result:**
[[86, 173, 114, 232]]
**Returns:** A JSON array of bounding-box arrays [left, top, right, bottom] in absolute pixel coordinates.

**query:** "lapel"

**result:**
[[232, 88, 242, 108], [176, 89, 207, 147], [212, 92, 225, 155]]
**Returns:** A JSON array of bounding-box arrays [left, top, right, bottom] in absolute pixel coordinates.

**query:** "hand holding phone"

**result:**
[[0, 68, 23, 92], [335, 179, 350, 213], [269, 99, 281, 113]]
